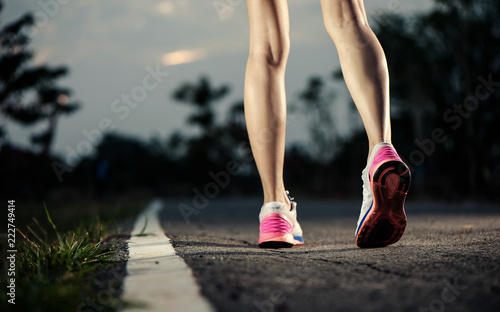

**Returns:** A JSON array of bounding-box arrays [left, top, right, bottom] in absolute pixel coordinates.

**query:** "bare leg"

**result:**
[[320, 0, 391, 158], [244, 0, 290, 207]]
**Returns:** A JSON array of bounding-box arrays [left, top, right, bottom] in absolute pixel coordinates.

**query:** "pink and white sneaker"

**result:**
[[355, 143, 411, 248], [258, 192, 304, 248]]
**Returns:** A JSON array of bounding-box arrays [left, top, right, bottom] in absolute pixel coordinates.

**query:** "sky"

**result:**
[[2, 0, 433, 164]]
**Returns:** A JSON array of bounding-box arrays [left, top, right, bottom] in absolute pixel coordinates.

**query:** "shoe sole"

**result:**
[[259, 241, 294, 248], [258, 233, 304, 248], [259, 240, 303, 248], [356, 160, 411, 248]]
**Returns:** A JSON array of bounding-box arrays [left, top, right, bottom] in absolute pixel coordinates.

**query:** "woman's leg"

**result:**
[[320, 0, 391, 158], [244, 0, 290, 207], [321, 0, 410, 248]]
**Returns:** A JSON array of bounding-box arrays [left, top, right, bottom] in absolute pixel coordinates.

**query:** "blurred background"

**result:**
[[1, 0, 499, 203]]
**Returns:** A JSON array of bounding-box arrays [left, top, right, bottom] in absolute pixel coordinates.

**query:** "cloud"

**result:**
[[161, 48, 206, 66], [156, 1, 176, 17]]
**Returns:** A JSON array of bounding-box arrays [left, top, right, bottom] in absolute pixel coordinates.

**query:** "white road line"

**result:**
[[122, 199, 215, 312]]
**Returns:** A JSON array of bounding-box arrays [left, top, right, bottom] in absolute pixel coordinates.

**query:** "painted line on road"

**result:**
[[122, 199, 215, 312]]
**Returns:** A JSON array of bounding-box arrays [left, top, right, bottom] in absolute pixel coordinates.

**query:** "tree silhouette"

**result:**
[[171, 76, 232, 185], [298, 76, 338, 165], [173, 76, 229, 132], [0, 1, 79, 156], [293, 76, 342, 194], [375, 0, 500, 199]]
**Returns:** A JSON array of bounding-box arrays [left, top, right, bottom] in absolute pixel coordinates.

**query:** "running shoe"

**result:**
[[258, 191, 304, 248], [355, 143, 411, 248]]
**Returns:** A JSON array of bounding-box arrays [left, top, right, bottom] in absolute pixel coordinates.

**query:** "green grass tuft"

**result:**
[[0, 201, 135, 312], [14, 203, 115, 284]]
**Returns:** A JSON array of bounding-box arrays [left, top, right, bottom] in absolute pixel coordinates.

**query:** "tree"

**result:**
[[173, 76, 228, 133], [171, 76, 232, 185], [294, 76, 342, 194], [375, 0, 500, 199], [0, 1, 79, 156], [298, 76, 338, 165]]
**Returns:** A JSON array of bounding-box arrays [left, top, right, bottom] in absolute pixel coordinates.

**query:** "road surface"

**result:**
[[158, 198, 500, 312]]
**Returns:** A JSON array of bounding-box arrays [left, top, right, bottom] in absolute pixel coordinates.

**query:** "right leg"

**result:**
[[244, 0, 290, 207], [320, 0, 391, 159], [320, 0, 410, 248]]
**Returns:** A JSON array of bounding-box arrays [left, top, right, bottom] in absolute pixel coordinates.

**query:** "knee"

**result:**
[[248, 37, 290, 70]]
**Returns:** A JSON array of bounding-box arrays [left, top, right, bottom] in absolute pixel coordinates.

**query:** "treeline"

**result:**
[[1, 0, 499, 202]]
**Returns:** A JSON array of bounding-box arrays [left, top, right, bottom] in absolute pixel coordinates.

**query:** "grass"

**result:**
[[135, 216, 149, 236], [16, 203, 113, 282], [0, 198, 149, 312]]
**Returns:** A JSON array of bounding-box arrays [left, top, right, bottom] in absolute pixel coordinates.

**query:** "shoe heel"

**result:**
[[259, 213, 294, 248], [357, 160, 411, 248]]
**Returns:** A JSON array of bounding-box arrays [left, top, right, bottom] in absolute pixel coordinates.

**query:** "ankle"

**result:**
[[367, 141, 392, 162], [263, 192, 291, 209]]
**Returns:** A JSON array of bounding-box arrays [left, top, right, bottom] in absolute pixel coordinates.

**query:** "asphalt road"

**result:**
[[159, 198, 500, 312]]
